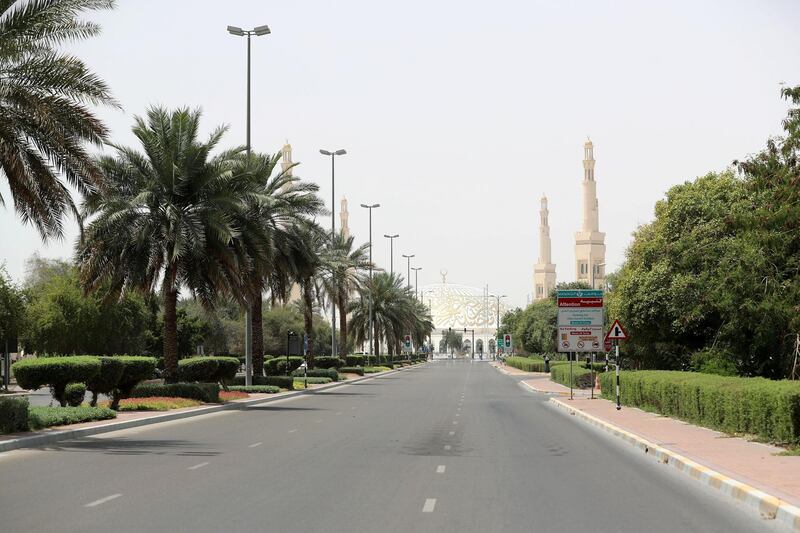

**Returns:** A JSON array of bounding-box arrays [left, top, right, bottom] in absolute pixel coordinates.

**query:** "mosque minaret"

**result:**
[[340, 197, 350, 239], [574, 138, 606, 289], [533, 196, 556, 300]]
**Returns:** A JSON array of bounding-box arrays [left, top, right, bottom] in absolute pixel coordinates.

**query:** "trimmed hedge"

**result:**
[[262, 376, 294, 390], [550, 363, 595, 389], [110, 356, 158, 410], [313, 356, 344, 369], [177, 356, 240, 386], [130, 382, 220, 403], [265, 356, 304, 375], [86, 357, 125, 406], [292, 368, 339, 381], [600, 370, 800, 444], [228, 385, 281, 394], [505, 356, 546, 372], [339, 366, 364, 376], [13, 356, 100, 407], [0, 397, 29, 433], [293, 377, 333, 385], [65, 383, 86, 407], [364, 366, 391, 373], [28, 406, 116, 430], [345, 355, 364, 366]]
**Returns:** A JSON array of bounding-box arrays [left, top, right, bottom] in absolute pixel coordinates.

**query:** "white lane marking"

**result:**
[[455, 413, 460, 417], [351, 406, 357, 410], [444, 445, 452, 450], [315, 419, 322, 423], [436, 465, 446, 473], [422, 498, 437, 513], [288, 429, 298, 433], [85, 493, 122, 507], [187, 462, 209, 470], [248, 442, 263, 448], [452, 421, 458, 425], [449, 431, 455, 435]]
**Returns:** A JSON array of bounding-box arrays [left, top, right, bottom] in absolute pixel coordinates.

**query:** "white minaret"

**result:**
[[281, 141, 293, 176], [574, 138, 606, 289], [533, 195, 557, 300], [340, 196, 350, 239]]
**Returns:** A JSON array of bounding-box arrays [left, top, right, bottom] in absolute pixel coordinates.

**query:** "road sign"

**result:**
[[557, 289, 604, 353], [605, 319, 628, 341]]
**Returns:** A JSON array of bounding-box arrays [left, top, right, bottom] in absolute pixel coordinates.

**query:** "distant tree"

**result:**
[[0, 266, 24, 346]]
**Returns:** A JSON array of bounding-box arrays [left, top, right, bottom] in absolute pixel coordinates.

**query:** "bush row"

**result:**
[[291, 368, 339, 381], [599, 370, 800, 444], [550, 364, 596, 389], [130, 382, 220, 403], [339, 366, 364, 376], [230, 375, 295, 390], [13, 355, 156, 409], [228, 385, 281, 394], [177, 356, 239, 386], [28, 406, 116, 430]]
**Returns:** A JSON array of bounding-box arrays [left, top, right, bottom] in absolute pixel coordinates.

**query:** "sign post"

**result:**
[[605, 320, 628, 410], [557, 290, 604, 401]]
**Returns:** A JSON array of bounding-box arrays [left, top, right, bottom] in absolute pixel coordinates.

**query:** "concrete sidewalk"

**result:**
[[492, 361, 598, 397]]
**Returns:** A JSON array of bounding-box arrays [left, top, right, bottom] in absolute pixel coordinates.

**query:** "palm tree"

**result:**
[[76, 107, 263, 381], [322, 232, 372, 355], [233, 151, 323, 375], [349, 272, 418, 356], [0, 0, 118, 240]]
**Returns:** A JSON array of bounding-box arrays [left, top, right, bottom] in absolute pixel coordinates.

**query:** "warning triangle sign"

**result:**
[[605, 319, 628, 340]]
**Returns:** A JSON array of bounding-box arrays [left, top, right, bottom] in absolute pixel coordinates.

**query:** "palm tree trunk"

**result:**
[[373, 322, 380, 359], [163, 284, 179, 383], [302, 280, 315, 367], [338, 290, 347, 357], [251, 289, 264, 376]]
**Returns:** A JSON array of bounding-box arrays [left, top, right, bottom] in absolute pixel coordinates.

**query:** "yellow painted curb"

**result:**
[[549, 397, 800, 532]]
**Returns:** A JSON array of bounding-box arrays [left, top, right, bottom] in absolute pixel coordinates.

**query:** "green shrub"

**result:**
[[345, 355, 364, 366], [65, 383, 86, 407], [130, 382, 220, 403], [265, 356, 304, 375], [177, 356, 219, 382], [293, 377, 333, 386], [314, 356, 344, 369], [262, 376, 294, 390], [364, 366, 391, 373], [0, 397, 29, 433], [211, 357, 240, 384], [85, 356, 125, 406], [12, 356, 101, 407], [505, 356, 546, 372], [28, 406, 116, 430], [550, 363, 596, 389], [291, 367, 338, 381], [227, 385, 281, 394], [339, 366, 364, 376], [599, 370, 800, 444], [110, 356, 157, 410]]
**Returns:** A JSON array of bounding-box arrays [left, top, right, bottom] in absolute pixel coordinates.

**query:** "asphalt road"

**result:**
[[0, 360, 784, 533]]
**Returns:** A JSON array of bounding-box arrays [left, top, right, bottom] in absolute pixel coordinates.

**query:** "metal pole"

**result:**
[[569, 354, 574, 400], [330, 154, 336, 358], [591, 351, 595, 400], [244, 32, 253, 387], [368, 208, 373, 359], [472, 330, 475, 360], [615, 342, 621, 410], [390, 238, 393, 275], [286, 332, 290, 376]]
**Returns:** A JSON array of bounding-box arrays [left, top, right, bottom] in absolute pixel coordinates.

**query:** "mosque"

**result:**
[[278, 139, 605, 355]]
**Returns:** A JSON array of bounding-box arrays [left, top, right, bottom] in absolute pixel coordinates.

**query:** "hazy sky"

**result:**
[[1, 0, 798, 308]]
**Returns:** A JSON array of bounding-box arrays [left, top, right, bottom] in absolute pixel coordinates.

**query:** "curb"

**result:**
[[519, 380, 572, 397], [549, 397, 800, 532], [0, 363, 424, 453]]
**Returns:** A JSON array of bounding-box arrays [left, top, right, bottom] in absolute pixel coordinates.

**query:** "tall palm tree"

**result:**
[[233, 151, 323, 375], [0, 0, 118, 240], [349, 272, 419, 356], [76, 107, 263, 381], [322, 232, 372, 355]]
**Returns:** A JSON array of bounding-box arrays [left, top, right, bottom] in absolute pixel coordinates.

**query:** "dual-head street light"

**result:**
[[320, 149, 347, 358], [384, 234, 399, 274], [361, 203, 380, 356], [227, 22, 270, 387], [402, 254, 415, 289]]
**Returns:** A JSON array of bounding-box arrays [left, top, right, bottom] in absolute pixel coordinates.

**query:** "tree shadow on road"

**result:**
[[40, 438, 222, 457]]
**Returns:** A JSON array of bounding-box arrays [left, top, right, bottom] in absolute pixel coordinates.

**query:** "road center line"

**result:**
[[422, 498, 437, 512], [188, 462, 209, 470], [436, 465, 446, 473], [453, 421, 458, 425], [288, 429, 298, 433], [85, 493, 122, 507], [449, 431, 455, 435], [444, 445, 452, 450], [248, 442, 263, 448]]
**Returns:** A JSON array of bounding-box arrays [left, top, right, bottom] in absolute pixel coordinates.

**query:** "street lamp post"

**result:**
[[402, 254, 415, 288], [411, 267, 422, 300], [361, 203, 380, 357], [490, 294, 507, 360], [320, 149, 347, 358], [227, 23, 270, 387], [383, 234, 399, 275]]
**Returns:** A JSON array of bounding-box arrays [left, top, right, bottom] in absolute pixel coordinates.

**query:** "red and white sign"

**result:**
[[557, 290, 604, 353], [605, 320, 628, 341]]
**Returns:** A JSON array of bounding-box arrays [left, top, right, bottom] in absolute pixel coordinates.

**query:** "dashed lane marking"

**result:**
[[288, 429, 298, 433], [436, 465, 446, 473], [188, 462, 209, 470], [422, 498, 437, 513], [248, 442, 263, 448], [85, 494, 122, 508]]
